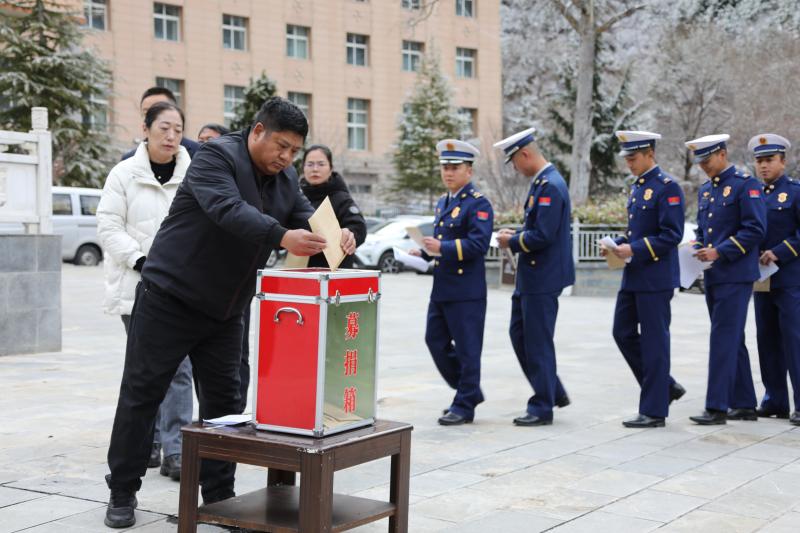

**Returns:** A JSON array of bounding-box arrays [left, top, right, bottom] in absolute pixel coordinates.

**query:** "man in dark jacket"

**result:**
[[103, 97, 356, 529], [121, 87, 200, 160]]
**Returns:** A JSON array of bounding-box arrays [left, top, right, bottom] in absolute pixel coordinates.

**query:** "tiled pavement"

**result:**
[[0, 265, 798, 532]]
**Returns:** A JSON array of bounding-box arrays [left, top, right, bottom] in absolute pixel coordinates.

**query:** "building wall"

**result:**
[[78, 0, 502, 213]]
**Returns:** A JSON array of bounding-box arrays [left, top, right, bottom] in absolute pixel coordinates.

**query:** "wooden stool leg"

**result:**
[[177, 433, 200, 533], [267, 468, 297, 486], [389, 431, 411, 532], [299, 452, 334, 533]]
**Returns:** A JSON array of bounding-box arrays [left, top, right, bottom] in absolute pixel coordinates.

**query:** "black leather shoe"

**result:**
[[160, 454, 181, 481], [438, 411, 473, 426], [513, 413, 553, 426], [623, 414, 665, 428], [756, 406, 790, 419], [104, 489, 137, 528], [556, 395, 571, 408], [690, 410, 727, 425], [790, 412, 800, 426], [727, 408, 758, 421], [669, 383, 686, 403], [147, 443, 161, 468]]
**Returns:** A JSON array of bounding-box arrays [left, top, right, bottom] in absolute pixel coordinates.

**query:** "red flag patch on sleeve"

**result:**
[[668, 196, 681, 206], [538, 197, 551, 206], [477, 211, 489, 220], [749, 189, 761, 198]]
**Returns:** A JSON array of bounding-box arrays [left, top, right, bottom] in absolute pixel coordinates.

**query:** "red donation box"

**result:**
[[253, 268, 380, 437]]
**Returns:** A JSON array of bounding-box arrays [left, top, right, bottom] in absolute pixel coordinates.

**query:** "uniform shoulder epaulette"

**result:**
[[788, 179, 800, 188], [541, 179, 549, 185], [439, 193, 447, 198], [472, 191, 483, 198], [662, 176, 672, 184]]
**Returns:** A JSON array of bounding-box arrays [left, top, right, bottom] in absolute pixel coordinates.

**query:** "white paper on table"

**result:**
[[758, 262, 779, 282], [678, 242, 712, 289], [393, 247, 431, 273], [406, 226, 441, 257], [203, 414, 251, 426], [490, 233, 499, 248]]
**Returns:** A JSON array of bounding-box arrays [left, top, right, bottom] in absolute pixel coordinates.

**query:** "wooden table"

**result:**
[[178, 420, 412, 533]]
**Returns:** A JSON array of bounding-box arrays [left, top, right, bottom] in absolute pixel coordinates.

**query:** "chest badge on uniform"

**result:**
[[451, 206, 461, 218], [703, 191, 710, 198], [723, 186, 731, 198], [643, 188, 653, 201], [778, 192, 788, 203]]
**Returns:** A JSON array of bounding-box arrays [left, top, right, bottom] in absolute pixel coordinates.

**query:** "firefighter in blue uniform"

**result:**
[[687, 134, 766, 425], [748, 133, 800, 426], [494, 128, 575, 426], [606, 131, 687, 428], [413, 139, 494, 426]]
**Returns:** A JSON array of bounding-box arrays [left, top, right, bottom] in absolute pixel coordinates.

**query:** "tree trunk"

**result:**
[[568, 23, 596, 206]]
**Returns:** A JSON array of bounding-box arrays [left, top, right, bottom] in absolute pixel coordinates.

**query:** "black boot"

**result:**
[[148, 443, 161, 468], [104, 489, 137, 528], [160, 454, 181, 481]]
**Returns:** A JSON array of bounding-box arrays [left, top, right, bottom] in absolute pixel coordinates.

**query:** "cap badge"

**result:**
[[619, 134, 628, 142], [446, 142, 455, 151], [688, 144, 696, 151], [759, 137, 768, 145]]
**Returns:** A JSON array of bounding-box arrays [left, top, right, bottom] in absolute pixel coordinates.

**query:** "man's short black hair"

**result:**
[[140, 87, 177, 105], [252, 97, 308, 139]]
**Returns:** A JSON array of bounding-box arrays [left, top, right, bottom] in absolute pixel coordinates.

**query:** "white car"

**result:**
[[355, 215, 434, 273]]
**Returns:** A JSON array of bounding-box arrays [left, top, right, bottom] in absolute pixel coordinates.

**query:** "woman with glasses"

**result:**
[[300, 144, 367, 268]]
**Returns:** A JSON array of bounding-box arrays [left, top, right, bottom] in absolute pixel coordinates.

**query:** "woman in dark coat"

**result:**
[[300, 145, 367, 268]]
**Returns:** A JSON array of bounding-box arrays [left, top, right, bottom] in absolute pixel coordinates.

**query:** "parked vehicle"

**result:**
[[52, 186, 104, 266], [354, 215, 434, 273], [364, 216, 386, 233]]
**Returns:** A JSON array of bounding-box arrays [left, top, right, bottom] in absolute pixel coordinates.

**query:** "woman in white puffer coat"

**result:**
[[96, 101, 192, 481]]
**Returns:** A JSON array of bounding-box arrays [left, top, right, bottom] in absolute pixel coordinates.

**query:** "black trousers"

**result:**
[[106, 281, 243, 502]]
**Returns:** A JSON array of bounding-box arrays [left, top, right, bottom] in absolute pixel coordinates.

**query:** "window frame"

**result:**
[[222, 14, 248, 51], [223, 85, 246, 127], [154, 3, 181, 42], [402, 0, 421, 10], [456, 0, 474, 17], [401, 40, 424, 72], [456, 47, 476, 78], [346, 33, 369, 67], [287, 92, 312, 120], [155, 77, 184, 108], [83, 0, 108, 31], [286, 24, 310, 59], [347, 98, 369, 151]]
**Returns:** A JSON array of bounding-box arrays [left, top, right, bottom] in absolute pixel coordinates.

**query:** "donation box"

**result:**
[[253, 268, 380, 437]]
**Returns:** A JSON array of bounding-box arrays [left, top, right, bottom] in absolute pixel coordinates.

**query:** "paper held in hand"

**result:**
[[597, 236, 629, 270], [406, 225, 441, 256], [754, 262, 779, 292], [393, 247, 431, 273], [677, 242, 712, 289], [309, 196, 346, 270]]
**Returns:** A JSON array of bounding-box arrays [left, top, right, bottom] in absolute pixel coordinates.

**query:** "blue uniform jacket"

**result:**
[[422, 182, 493, 302], [615, 166, 684, 292], [761, 175, 800, 288], [509, 164, 575, 294], [696, 165, 766, 286]]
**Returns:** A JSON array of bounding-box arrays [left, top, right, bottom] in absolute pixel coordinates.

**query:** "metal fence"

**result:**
[[571, 221, 627, 263]]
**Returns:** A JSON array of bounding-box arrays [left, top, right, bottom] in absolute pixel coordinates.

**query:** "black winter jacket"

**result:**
[[300, 172, 367, 268], [142, 129, 314, 321]]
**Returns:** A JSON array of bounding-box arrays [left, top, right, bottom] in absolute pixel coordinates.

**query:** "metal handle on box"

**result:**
[[273, 307, 304, 325]]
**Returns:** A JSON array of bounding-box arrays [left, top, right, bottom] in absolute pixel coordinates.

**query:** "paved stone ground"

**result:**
[[1, 265, 799, 532]]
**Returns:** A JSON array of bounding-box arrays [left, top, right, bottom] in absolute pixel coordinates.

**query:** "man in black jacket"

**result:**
[[104, 98, 356, 529]]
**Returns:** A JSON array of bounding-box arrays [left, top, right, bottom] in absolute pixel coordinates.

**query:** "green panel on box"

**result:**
[[323, 300, 377, 430]]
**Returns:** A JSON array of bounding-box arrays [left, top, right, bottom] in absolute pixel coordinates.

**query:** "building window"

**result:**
[[402, 40, 424, 72], [456, 47, 476, 78], [155, 77, 183, 108], [223, 85, 245, 127], [222, 14, 247, 51], [286, 25, 310, 59], [456, 0, 474, 17], [402, 0, 421, 9], [287, 92, 311, 119], [85, 96, 109, 131], [347, 98, 369, 151], [346, 33, 369, 66], [154, 3, 180, 42], [83, 0, 107, 30], [458, 107, 477, 138], [350, 184, 372, 194]]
